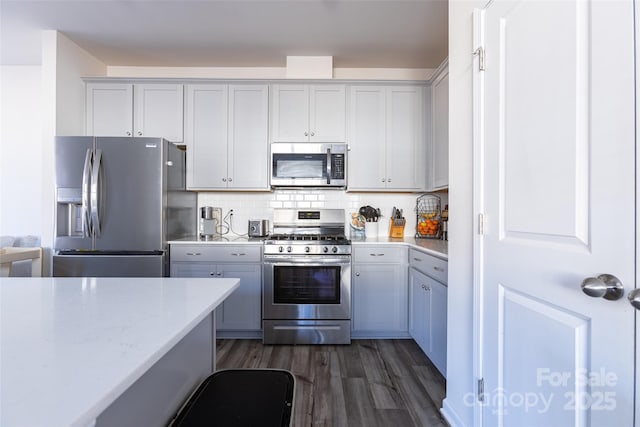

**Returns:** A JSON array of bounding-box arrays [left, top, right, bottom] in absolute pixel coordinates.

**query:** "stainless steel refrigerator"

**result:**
[[53, 136, 196, 277]]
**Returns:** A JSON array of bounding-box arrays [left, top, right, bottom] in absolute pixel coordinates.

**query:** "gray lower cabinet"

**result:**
[[409, 248, 447, 376], [170, 245, 262, 336], [351, 245, 409, 338]]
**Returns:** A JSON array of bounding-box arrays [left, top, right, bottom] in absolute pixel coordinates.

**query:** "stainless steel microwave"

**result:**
[[270, 143, 347, 188]]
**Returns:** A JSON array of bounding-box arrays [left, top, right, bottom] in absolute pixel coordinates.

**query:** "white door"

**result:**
[[479, 1, 635, 426]]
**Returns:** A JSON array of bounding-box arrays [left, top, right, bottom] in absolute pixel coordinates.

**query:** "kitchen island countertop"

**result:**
[[0, 277, 239, 427]]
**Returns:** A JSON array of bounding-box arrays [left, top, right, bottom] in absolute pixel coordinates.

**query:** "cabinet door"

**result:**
[[429, 277, 447, 376], [352, 263, 407, 333], [134, 84, 184, 142], [386, 86, 424, 190], [185, 84, 228, 189], [309, 84, 346, 142], [86, 83, 133, 136], [347, 86, 386, 190], [170, 262, 216, 278], [431, 70, 449, 189], [218, 263, 262, 331], [227, 85, 269, 189], [270, 84, 309, 142], [409, 267, 430, 354]]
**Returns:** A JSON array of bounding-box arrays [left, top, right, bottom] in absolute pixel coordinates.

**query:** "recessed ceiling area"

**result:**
[[1, 0, 448, 68]]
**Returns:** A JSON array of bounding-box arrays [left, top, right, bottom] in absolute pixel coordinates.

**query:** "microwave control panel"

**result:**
[[331, 154, 345, 179]]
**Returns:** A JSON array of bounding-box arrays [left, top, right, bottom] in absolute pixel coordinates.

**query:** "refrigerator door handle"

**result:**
[[90, 148, 103, 238], [82, 148, 93, 237]]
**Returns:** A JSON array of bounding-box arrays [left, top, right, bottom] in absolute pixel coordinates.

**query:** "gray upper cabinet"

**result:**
[[85, 82, 184, 142], [270, 84, 346, 142], [185, 84, 269, 190], [348, 85, 426, 191], [428, 60, 449, 190]]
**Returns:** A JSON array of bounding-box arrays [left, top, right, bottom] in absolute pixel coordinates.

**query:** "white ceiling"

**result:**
[[0, 0, 448, 68]]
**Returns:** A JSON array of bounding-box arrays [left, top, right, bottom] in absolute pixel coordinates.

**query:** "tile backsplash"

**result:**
[[197, 189, 448, 238]]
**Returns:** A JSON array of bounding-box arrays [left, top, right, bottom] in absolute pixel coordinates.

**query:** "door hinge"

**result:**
[[473, 47, 486, 71], [478, 213, 486, 235], [478, 378, 485, 402]]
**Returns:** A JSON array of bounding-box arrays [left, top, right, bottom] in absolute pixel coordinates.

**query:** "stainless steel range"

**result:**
[[263, 208, 351, 345]]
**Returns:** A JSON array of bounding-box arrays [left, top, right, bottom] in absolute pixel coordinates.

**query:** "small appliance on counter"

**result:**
[[248, 219, 269, 237], [200, 207, 222, 240]]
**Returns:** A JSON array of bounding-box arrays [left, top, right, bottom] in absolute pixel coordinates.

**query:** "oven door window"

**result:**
[[273, 265, 341, 304], [273, 154, 327, 180]]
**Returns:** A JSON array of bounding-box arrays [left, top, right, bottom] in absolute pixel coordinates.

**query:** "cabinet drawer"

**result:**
[[170, 245, 261, 263], [353, 246, 406, 264], [409, 248, 447, 284]]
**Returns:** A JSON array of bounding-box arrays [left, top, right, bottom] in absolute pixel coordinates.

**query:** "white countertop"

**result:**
[[0, 277, 239, 427], [169, 235, 265, 245], [170, 236, 447, 259], [351, 236, 448, 259]]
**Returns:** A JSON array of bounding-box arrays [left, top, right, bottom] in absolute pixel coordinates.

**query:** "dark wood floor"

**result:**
[[216, 339, 448, 427]]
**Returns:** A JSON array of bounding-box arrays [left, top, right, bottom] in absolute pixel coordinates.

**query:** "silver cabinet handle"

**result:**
[[382, 178, 386, 183], [355, 272, 360, 276], [186, 252, 201, 256], [126, 131, 132, 136], [413, 257, 422, 262], [628, 289, 640, 310], [222, 178, 227, 182], [304, 131, 309, 136], [387, 178, 392, 183], [231, 253, 246, 256], [137, 131, 142, 136], [209, 272, 215, 276], [581, 274, 624, 300], [310, 131, 315, 136], [433, 266, 445, 272], [369, 253, 385, 257], [228, 177, 232, 182]]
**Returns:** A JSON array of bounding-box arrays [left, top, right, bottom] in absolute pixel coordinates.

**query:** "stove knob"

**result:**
[[323, 246, 329, 253], [332, 246, 339, 253], [287, 246, 293, 253], [305, 246, 310, 253], [278, 246, 284, 253]]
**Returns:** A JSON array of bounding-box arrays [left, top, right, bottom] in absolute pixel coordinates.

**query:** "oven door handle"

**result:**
[[263, 258, 351, 265], [273, 325, 343, 331]]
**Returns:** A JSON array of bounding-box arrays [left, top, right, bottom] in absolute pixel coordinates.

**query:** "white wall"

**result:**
[[106, 66, 436, 81], [441, 1, 485, 427], [0, 66, 43, 237], [39, 31, 106, 274]]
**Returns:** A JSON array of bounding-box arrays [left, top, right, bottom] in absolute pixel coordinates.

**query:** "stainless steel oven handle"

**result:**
[[263, 258, 351, 265], [273, 325, 342, 331]]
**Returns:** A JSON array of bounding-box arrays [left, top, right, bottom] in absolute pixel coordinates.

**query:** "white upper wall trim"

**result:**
[[106, 66, 435, 81]]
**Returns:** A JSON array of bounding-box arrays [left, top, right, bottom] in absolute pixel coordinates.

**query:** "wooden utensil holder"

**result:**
[[388, 219, 406, 238]]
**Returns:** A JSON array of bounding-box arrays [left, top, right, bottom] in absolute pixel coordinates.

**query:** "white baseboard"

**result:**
[[441, 398, 467, 427]]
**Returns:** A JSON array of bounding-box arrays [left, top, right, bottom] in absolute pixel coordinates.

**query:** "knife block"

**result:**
[[388, 219, 406, 238]]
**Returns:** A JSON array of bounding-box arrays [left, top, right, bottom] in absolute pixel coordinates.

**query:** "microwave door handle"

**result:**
[[326, 147, 331, 185]]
